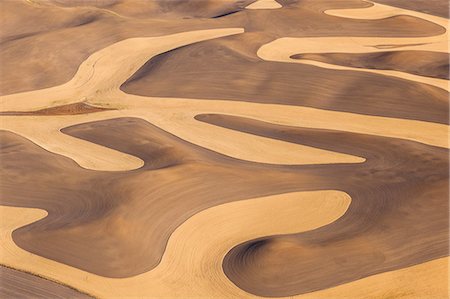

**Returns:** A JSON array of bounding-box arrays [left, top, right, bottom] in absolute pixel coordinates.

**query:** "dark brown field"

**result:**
[[0, 266, 92, 299]]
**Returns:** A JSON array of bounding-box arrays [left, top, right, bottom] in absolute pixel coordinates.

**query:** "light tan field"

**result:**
[[1, 202, 447, 298], [246, 0, 282, 10], [0, 191, 350, 298], [1, 28, 448, 171], [258, 2, 449, 91]]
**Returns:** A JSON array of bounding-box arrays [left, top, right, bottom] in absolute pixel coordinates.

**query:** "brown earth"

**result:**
[[0, 266, 92, 299], [374, 0, 449, 18], [291, 50, 450, 80], [1, 112, 448, 291], [0, 102, 113, 116], [195, 113, 449, 297], [1, 0, 445, 96], [122, 35, 448, 124], [47, 0, 255, 19], [1, 118, 350, 277]]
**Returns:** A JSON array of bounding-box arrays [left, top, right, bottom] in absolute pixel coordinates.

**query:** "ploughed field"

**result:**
[[0, 0, 448, 298]]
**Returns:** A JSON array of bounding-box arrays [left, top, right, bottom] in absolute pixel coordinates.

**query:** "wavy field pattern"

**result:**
[[0, 0, 448, 298]]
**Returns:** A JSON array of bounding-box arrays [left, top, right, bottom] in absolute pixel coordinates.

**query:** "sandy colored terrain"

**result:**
[[0, 0, 255, 95], [0, 266, 92, 299], [246, 0, 281, 10], [2, 93, 448, 171], [47, 0, 255, 19], [121, 19, 448, 125], [1, 121, 362, 277], [0, 102, 114, 116], [259, 37, 449, 90], [1, 190, 351, 298], [258, 2, 449, 91], [0, 28, 245, 112], [0, 0, 448, 297], [0, 203, 447, 298], [374, 0, 448, 18], [200, 113, 448, 296], [2, 0, 444, 96], [0, 105, 366, 171], [325, 1, 447, 24], [302, 257, 449, 299], [1, 29, 447, 173], [1, 112, 447, 294], [291, 51, 449, 80]]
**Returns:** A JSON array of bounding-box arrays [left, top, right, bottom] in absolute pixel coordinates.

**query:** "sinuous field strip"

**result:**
[[2, 0, 444, 96], [259, 37, 449, 91], [197, 113, 449, 296], [1, 190, 447, 298], [291, 51, 449, 80], [258, 2, 449, 91], [1, 27, 447, 170], [0, 0, 448, 297], [0, 192, 351, 298], [246, 0, 282, 10], [122, 36, 448, 125], [1, 119, 360, 277]]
